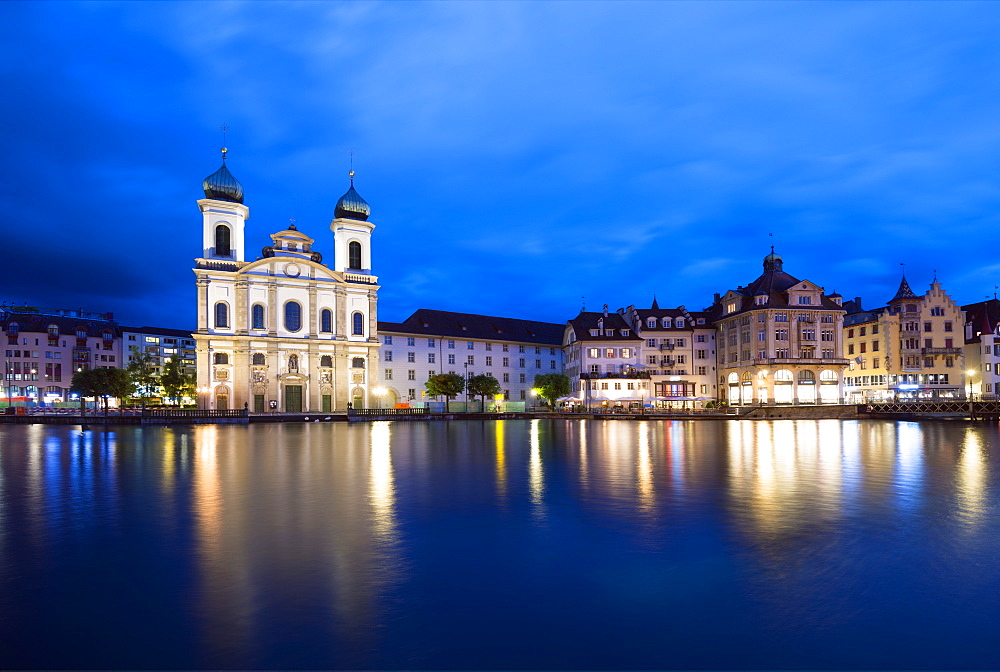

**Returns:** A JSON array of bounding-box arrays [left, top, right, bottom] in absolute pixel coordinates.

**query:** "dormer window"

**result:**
[[755, 295, 768, 306], [661, 318, 670, 328], [675, 318, 684, 328], [726, 302, 737, 314], [798, 296, 812, 305], [647, 318, 656, 329], [621, 329, 630, 337], [589, 329, 599, 336]]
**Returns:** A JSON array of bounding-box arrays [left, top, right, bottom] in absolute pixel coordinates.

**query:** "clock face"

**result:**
[[284, 263, 301, 278]]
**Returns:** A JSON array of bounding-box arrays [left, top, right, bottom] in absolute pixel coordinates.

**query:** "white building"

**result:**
[[193, 149, 379, 412], [376, 309, 564, 407], [563, 307, 646, 408], [963, 299, 1000, 398]]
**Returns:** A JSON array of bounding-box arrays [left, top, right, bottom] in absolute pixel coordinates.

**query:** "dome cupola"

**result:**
[[334, 171, 370, 221], [202, 148, 244, 204], [763, 247, 783, 272]]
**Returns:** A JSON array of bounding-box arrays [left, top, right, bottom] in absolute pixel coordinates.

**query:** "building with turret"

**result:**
[[714, 250, 849, 404], [843, 275, 965, 402], [193, 149, 379, 412], [962, 298, 1000, 398]]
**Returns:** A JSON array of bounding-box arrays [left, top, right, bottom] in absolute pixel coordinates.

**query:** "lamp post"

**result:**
[[373, 386, 387, 409], [638, 385, 645, 415], [198, 386, 210, 410], [966, 369, 976, 401], [530, 387, 538, 411]]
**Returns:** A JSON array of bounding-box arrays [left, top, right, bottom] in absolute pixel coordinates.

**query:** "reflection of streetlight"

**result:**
[[373, 386, 387, 409]]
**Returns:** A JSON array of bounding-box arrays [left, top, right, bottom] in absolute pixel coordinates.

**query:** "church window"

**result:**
[[215, 302, 229, 329], [285, 301, 302, 332], [352, 357, 365, 369], [348, 241, 362, 270], [215, 225, 231, 257], [252, 353, 265, 366], [320, 355, 333, 367], [352, 312, 364, 336], [320, 309, 332, 333], [213, 352, 229, 365], [251, 304, 265, 330]]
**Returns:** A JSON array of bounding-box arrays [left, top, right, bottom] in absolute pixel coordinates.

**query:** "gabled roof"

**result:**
[[566, 312, 642, 342], [378, 309, 564, 345], [962, 299, 1000, 344]]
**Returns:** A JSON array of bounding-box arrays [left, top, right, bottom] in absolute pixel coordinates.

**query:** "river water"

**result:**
[[1, 419, 999, 669]]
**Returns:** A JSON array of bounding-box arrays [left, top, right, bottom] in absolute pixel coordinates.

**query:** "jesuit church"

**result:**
[[193, 148, 379, 412]]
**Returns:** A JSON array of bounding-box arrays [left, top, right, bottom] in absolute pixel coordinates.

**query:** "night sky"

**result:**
[[3, 1, 1000, 329]]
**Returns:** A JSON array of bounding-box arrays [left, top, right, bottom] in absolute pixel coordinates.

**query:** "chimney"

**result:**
[[713, 293, 721, 304], [603, 304, 608, 317], [854, 297, 862, 310]]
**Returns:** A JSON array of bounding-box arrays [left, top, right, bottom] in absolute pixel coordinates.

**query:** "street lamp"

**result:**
[[966, 369, 976, 400], [530, 388, 539, 410], [198, 386, 211, 409], [373, 386, 387, 409]]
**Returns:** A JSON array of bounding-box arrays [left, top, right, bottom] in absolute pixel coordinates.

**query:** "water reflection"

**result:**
[[2, 419, 1000, 670]]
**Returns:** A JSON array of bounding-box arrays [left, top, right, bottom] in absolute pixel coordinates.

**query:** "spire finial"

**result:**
[[220, 124, 230, 160], [348, 149, 356, 182]]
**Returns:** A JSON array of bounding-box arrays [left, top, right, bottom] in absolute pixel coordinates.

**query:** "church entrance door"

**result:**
[[285, 385, 303, 412]]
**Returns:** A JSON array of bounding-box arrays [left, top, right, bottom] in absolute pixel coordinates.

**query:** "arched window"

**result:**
[[820, 370, 837, 381], [798, 370, 816, 383], [352, 357, 365, 369], [215, 224, 231, 257], [352, 311, 364, 336], [288, 354, 299, 372], [215, 302, 229, 328], [320, 308, 332, 333], [285, 301, 302, 332], [252, 353, 265, 366], [251, 304, 265, 330], [213, 352, 229, 365], [741, 372, 752, 383], [348, 241, 362, 270], [727, 373, 739, 384], [774, 370, 793, 382], [320, 355, 333, 367]]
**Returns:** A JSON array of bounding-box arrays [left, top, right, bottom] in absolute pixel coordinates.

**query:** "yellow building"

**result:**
[[843, 275, 965, 402], [715, 251, 848, 404]]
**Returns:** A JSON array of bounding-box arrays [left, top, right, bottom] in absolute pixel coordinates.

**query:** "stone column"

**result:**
[[307, 342, 320, 411], [335, 348, 349, 409], [267, 340, 280, 409], [267, 280, 278, 337], [235, 279, 249, 335], [308, 285, 318, 338], [367, 288, 379, 343], [334, 287, 347, 340], [233, 340, 251, 410], [196, 277, 210, 334]]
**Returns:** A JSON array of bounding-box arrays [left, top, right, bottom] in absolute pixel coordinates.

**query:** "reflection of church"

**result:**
[[193, 149, 379, 411]]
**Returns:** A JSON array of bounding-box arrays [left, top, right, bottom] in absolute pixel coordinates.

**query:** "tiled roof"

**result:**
[[378, 309, 564, 345], [567, 312, 642, 341], [1, 310, 120, 337], [962, 299, 1000, 344]]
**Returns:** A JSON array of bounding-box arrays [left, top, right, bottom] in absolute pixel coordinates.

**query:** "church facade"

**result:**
[[193, 149, 380, 412]]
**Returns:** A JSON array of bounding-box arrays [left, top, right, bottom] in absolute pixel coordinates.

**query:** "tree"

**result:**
[[533, 373, 571, 409], [467, 374, 502, 408], [71, 367, 136, 412], [126, 346, 159, 406], [424, 372, 465, 399], [161, 356, 194, 405]]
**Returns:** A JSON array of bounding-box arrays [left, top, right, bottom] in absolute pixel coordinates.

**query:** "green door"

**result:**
[[322, 394, 332, 412], [254, 394, 265, 413], [285, 385, 303, 412]]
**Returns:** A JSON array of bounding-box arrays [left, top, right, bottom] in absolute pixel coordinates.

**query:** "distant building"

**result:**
[[714, 251, 848, 404], [563, 306, 645, 408], [193, 150, 379, 412], [377, 309, 564, 406], [1, 305, 122, 403], [962, 298, 1000, 398], [843, 275, 966, 402], [120, 326, 197, 396]]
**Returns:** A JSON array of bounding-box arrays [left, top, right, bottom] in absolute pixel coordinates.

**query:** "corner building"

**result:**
[[194, 151, 379, 412], [715, 251, 848, 404]]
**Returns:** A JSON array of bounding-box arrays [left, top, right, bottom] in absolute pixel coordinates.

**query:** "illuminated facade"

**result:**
[[376, 310, 564, 406], [843, 276, 966, 401], [962, 299, 999, 398], [714, 251, 849, 404], [193, 151, 379, 412], [563, 307, 646, 408]]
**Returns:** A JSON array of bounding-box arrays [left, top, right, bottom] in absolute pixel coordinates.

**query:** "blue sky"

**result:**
[[3, 1, 1000, 328]]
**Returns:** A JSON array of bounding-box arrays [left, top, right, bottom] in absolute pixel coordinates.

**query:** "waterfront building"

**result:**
[[714, 251, 849, 404], [563, 306, 645, 408], [620, 300, 719, 407], [1, 305, 122, 403], [963, 298, 1000, 398], [193, 150, 380, 412], [121, 326, 197, 398], [376, 309, 564, 407], [843, 275, 966, 402]]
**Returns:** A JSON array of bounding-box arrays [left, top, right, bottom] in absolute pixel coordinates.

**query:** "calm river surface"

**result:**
[[1, 419, 999, 669]]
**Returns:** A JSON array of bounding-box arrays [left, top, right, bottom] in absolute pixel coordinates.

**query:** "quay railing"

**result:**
[[348, 407, 430, 417]]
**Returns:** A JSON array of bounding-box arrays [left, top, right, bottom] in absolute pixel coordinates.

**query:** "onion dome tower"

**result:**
[[331, 170, 375, 274], [198, 147, 249, 262], [334, 171, 370, 221], [202, 147, 244, 204]]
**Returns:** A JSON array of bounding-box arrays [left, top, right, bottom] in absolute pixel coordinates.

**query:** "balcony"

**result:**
[[765, 357, 851, 366], [581, 371, 651, 380], [921, 347, 961, 355], [659, 343, 674, 351]]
